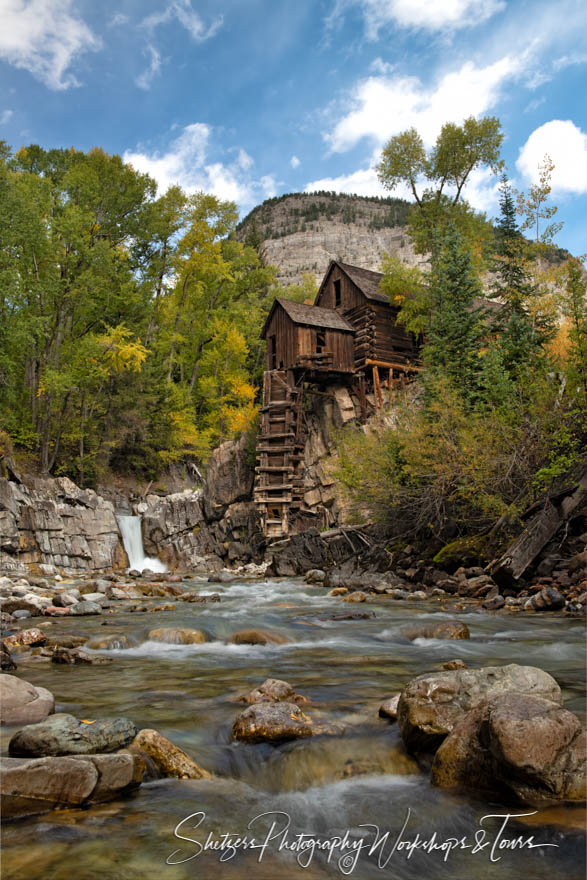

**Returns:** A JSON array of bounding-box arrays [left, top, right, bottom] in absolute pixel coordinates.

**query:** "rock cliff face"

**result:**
[[0, 477, 126, 574], [237, 193, 426, 288]]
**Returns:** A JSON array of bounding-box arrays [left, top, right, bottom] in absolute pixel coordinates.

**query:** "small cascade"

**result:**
[[116, 514, 167, 573]]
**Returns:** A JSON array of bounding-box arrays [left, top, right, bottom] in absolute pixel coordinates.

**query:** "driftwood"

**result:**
[[489, 462, 587, 587]]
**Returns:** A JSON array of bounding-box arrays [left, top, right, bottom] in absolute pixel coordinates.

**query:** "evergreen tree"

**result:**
[[489, 175, 550, 379], [424, 223, 486, 402]]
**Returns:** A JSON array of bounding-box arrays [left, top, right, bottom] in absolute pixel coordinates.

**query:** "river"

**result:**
[[2, 576, 585, 879]]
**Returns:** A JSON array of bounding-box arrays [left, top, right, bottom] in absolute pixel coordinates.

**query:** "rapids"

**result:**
[[1, 576, 585, 879]]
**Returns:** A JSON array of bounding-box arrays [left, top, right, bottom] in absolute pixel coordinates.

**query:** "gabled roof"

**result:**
[[315, 260, 390, 306], [261, 297, 355, 338]]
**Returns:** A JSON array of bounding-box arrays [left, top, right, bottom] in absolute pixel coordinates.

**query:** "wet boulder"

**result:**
[[525, 587, 566, 612], [51, 647, 111, 665], [398, 664, 561, 755], [69, 600, 102, 616], [431, 693, 586, 806], [227, 629, 288, 646], [305, 569, 326, 584], [129, 728, 211, 780], [8, 713, 137, 757], [147, 627, 207, 645], [1, 641, 17, 671], [0, 752, 143, 819], [232, 702, 313, 744], [379, 695, 400, 720], [3, 628, 47, 650], [342, 591, 368, 603], [241, 678, 296, 704], [0, 674, 54, 726], [399, 621, 470, 641], [85, 634, 133, 651]]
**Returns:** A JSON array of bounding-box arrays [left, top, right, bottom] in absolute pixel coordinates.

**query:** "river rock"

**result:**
[[129, 729, 211, 779], [328, 587, 348, 596], [85, 634, 133, 651], [232, 702, 313, 744], [242, 679, 296, 704], [0, 598, 42, 617], [525, 587, 566, 611], [147, 627, 207, 645], [69, 600, 102, 616], [0, 752, 143, 818], [227, 629, 288, 646], [1, 642, 17, 671], [51, 646, 112, 665], [482, 594, 505, 610], [52, 592, 78, 607], [342, 591, 368, 603], [3, 628, 47, 650], [0, 674, 54, 726], [398, 664, 562, 755], [431, 693, 586, 806], [305, 569, 326, 584], [8, 713, 137, 756], [379, 695, 400, 720], [400, 621, 470, 641]]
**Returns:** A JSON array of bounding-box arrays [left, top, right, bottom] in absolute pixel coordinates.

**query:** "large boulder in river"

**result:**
[[8, 713, 137, 757], [1, 641, 17, 671], [147, 627, 207, 645], [232, 702, 313, 744], [227, 629, 288, 646], [399, 621, 470, 641], [129, 728, 211, 779], [0, 674, 54, 726], [0, 752, 143, 819], [398, 664, 561, 755], [431, 693, 586, 806]]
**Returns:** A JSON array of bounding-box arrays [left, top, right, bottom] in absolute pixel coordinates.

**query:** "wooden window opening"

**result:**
[[334, 279, 342, 307]]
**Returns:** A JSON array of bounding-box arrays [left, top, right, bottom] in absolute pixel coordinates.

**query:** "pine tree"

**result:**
[[489, 175, 550, 379], [424, 223, 486, 402]]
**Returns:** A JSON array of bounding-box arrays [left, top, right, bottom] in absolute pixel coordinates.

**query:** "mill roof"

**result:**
[[261, 298, 355, 338]]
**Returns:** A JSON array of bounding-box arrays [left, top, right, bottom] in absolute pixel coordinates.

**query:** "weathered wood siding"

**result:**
[[265, 302, 354, 372], [317, 264, 365, 312]]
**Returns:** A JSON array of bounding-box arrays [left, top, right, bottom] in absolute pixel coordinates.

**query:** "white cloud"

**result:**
[[109, 12, 129, 28], [135, 44, 162, 90], [326, 55, 522, 154], [0, 0, 101, 90], [516, 120, 587, 195], [290, 155, 300, 169], [123, 123, 277, 210], [141, 0, 222, 42], [304, 166, 397, 198], [0, 109, 14, 124], [328, 0, 504, 38]]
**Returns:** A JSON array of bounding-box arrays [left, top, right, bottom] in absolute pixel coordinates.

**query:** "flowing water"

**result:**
[[2, 577, 585, 880], [116, 515, 167, 574]]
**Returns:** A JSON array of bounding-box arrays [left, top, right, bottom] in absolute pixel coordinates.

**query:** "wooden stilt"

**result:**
[[373, 365, 383, 408]]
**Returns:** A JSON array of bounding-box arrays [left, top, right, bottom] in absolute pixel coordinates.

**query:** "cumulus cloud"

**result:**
[[135, 44, 162, 90], [516, 120, 587, 195], [0, 109, 14, 124], [327, 0, 504, 38], [141, 0, 222, 42], [290, 155, 300, 169], [123, 123, 277, 209], [304, 166, 389, 198], [0, 0, 101, 89], [326, 55, 522, 153]]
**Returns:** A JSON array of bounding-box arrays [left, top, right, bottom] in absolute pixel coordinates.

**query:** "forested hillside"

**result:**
[[0, 144, 277, 486]]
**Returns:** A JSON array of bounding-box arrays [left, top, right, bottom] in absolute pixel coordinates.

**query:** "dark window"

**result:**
[[334, 279, 342, 307], [269, 335, 277, 369], [316, 330, 326, 353]]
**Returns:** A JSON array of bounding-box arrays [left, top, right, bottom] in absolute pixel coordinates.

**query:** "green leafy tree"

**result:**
[[516, 154, 564, 245]]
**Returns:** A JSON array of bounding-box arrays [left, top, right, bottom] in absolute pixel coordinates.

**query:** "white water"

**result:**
[[116, 514, 167, 573]]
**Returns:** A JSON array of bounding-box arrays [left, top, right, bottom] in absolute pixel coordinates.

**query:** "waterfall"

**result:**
[[116, 515, 167, 573]]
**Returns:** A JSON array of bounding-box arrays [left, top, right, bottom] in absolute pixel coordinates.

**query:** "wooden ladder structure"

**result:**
[[254, 370, 306, 538]]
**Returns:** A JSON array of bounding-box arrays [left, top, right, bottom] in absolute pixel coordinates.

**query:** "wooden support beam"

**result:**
[[373, 365, 383, 408], [365, 358, 422, 372]]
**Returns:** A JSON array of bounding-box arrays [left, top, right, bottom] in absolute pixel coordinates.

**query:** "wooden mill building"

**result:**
[[255, 260, 421, 538]]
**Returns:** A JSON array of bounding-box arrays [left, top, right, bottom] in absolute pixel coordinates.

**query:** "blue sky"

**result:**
[[1, 0, 586, 255]]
